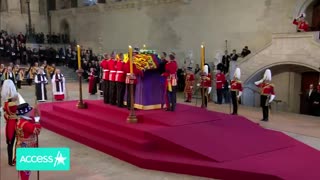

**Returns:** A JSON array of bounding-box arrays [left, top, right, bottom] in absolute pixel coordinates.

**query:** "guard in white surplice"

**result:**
[[51, 69, 66, 101], [34, 68, 48, 102]]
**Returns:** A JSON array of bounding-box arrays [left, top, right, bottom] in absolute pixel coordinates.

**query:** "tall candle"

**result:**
[[77, 45, 81, 69], [129, 45, 133, 73], [201, 45, 205, 71]]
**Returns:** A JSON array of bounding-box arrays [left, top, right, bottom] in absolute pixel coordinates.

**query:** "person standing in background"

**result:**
[[215, 64, 226, 104], [184, 67, 195, 103]]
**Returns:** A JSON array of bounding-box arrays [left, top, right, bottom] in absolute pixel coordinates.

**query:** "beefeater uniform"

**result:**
[[184, 69, 195, 102], [16, 103, 41, 180], [3, 99, 18, 166], [162, 60, 178, 111], [100, 58, 110, 104], [116, 60, 126, 107]]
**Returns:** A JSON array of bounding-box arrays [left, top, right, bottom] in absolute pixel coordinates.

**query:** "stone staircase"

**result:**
[[57, 66, 78, 82]]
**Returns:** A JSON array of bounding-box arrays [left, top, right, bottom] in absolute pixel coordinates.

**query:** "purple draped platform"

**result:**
[[125, 70, 163, 110]]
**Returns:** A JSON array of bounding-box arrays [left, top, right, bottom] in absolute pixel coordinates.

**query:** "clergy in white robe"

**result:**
[[34, 68, 48, 102], [51, 69, 66, 101]]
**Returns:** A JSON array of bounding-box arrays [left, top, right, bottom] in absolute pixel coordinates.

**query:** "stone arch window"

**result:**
[[60, 19, 70, 43], [0, 0, 8, 12], [20, 0, 28, 14]]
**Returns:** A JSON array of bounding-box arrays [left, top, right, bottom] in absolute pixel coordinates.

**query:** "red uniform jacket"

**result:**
[[100, 59, 109, 81], [256, 82, 275, 96], [3, 101, 18, 141], [231, 80, 243, 92], [108, 59, 117, 81], [293, 19, 309, 32], [201, 74, 212, 88], [215, 73, 225, 89], [162, 61, 178, 86], [115, 61, 125, 82], [16, 118, 41, 148], [124, 62, 143, 84]]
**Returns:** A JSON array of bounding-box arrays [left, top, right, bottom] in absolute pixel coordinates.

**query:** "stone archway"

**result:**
[[237, 32, 320, 113], [242, 63, 319, 114]]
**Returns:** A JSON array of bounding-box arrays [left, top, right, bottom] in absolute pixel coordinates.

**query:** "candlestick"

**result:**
[[77, 45, 81, 69], [201, 45, 205, 71], [129, 45, 133, 73]]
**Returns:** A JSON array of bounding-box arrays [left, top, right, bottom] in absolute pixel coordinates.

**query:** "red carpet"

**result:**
[[39, 100, 320, 180]]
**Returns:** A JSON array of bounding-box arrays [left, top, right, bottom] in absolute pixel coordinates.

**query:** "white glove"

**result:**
[[269, 95, 275, 103], [197, 83, 200, 87], [34, 116, 40, 123], [228, 85, 231, 89], [208, 87, 212, 94], [190, 86, 193, 89], [255, 79, 263, 85], [237, 91, 242, 98]]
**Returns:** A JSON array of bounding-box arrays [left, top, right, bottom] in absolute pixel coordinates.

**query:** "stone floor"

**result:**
[[1, 82, 320, 180]]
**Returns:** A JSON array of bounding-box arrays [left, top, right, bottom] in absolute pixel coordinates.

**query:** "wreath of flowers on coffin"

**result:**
[[122, 49, 161, 71]]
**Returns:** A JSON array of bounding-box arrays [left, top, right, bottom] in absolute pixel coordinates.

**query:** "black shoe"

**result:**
[[261, 118, 268, 122], [231, 113, 237, 115]]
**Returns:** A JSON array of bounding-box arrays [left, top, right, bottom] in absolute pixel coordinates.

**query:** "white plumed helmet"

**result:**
[[234, 68, 241, 80], [203, 64, 209, 75], [263, 69, 272, 81], [1, 80, 18, 102]]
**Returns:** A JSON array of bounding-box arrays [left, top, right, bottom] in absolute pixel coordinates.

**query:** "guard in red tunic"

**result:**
[[1, 79, 19, 166], [116, 53, 126, 107], [230, 68, 243, 115], [215, 64, 225, 104], [255, 69, 276, 121], [184, 67, 195, 103], [162, 53, 178, 111], [293, 13, 309, 32], [100, 53, 110, 104], [16, 102, 41, 180], [108, 52, 117, 105], [201, 64, 212, 108], [124, 60, 143, 110]]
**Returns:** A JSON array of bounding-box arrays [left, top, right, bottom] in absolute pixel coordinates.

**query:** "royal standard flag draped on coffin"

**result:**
[[122, 51, 161, 71]]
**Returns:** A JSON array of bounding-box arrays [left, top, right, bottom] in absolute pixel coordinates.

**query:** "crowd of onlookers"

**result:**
[[35, 32, 70, 44]]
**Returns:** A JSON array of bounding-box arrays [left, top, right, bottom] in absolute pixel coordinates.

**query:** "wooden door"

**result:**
[[300, 72, 319, 114]]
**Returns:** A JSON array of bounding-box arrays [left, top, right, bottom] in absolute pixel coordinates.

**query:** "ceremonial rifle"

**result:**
[[34, 97, 40, 180]]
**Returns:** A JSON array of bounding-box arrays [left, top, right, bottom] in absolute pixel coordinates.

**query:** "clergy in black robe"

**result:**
[[34, 68, 48, 102], [51, 69, 66, 101]]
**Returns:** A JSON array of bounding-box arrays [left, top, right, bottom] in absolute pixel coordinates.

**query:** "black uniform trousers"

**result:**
[[260, 95, 269, 120], [200, 87, 209, 107], [126, 84, 136, 110], [17, 80, 22, 89], [109, 81, 117, 105], [103, 80, 110, 104], [7, 132, 16, 165], [167, 86, 177, 111], [231, 91, 238, 114], [116, 82, 125, 107], [216, 89, 223, 104]]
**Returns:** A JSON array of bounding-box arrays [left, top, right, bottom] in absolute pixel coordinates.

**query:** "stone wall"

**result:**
[[0, 0, 48, 34], [49, 0, 299, 66]]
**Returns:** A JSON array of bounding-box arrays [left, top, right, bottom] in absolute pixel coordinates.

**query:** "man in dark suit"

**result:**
[[306, 84, 316, 115]]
